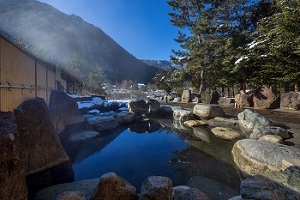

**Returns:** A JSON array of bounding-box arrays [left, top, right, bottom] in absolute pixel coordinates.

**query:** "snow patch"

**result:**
[[235, 56, 249, 65], [88, 109, 100, 114]]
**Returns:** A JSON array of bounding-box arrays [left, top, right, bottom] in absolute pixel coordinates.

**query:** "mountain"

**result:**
[[142, 60, 183, 70], [0, 0, 157, 83]]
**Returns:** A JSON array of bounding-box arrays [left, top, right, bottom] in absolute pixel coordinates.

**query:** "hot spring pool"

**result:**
[[62, 119, 241, 199]]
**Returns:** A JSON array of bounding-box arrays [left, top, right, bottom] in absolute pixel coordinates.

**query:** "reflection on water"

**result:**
[[63, 120, 240, 198]]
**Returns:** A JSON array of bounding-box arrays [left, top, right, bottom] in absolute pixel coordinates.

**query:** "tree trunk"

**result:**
[[198, 68, 205, 95]]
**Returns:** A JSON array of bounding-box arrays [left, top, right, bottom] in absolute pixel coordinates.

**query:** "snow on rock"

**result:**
[[88, 109, 101, 114], [77, 101, 93, 109], [92, 97, 103, 105]]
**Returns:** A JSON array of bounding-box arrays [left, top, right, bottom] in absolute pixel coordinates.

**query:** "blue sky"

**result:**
[[38, 0, 180, 60]]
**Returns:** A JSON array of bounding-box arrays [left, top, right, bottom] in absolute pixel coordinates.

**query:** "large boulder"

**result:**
[[116, 111, 135, 124], [201, 90, 220, 104], [0, 112, 27, 200], [49, 90, 84, 133], [234, 93, 253, 108], [128, 99, 148, 114], [183, 120, 209, 127], [280, 91, 300, 110], [86, 115, 119, 131], [173, 109, 194, 121], [232, 139, 300, 176], [147, 99, 160, 113], [240, 171, 300, 200], [253, 85, 280, 109], [193, 104, 225, 119], [218, 97, 235, 107], [181, 90, 191, 103], [237, 109, 272, 138], [14, 98, 74, 193], [250, 126, 290, 140], [91, 172, 138, 200], [139, 176, 173, 200], [173, 186, 212, 200]]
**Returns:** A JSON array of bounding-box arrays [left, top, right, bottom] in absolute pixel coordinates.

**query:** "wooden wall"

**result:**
[[0, 37, 66, 111]]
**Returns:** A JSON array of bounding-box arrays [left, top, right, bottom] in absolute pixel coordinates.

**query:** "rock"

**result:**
[[237, 109, 272, 138], [258, 135, 283, 143], [250, 126, 290, 140], [14, 97, 74, 193], [33, 178, 100, 200], [253, 85, 280, 109], [208, 117, 239, 128], [128, 99, 148, 114], [240, 172, 300, 200], [218, 97, 235, 107], [173, 120, 191, 134], [234, 93, 253, 108], [228, 196, 242, 200], [116, 111, 135, 124], [82, 114, 96, 120], [139, 176, 173, 200], [91, 172, 138, 200], [146, 99, 160, 113], [193, 104, 225, 119], [0, 112, 27, 200], [181, 90, 191, 103], [86, 115, 119, 131], [173, 187, 212, 200], [56, 191, 85, 200], [158, 105, 182, 117], [282, 158, 300, 174], [183, 120, 209, 127], [201, 90, 220, 104], [173, 109, 194, 121], [67, 130, 100, 141], [187, 176, 239, 200], [173, 97, 181, 102], [193, 127, 211, 143], [232, 139, 300, 176], [49, 90, 84, 133], [280, 91, 300, 110], [211, 127, 241, 140]]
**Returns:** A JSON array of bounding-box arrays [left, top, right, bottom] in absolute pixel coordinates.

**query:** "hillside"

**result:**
[[142, 60, 183, 70], [0, 0, 157, 83]]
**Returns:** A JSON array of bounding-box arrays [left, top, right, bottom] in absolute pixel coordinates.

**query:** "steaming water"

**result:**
[[64, 120, 240, 199]]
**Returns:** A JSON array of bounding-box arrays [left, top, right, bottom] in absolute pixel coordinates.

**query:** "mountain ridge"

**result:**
[[0, 0, 158, 83]]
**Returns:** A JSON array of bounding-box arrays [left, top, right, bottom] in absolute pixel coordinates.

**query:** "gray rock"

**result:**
[[228, 196, 242, 200], [67, 130, 100, 141], [208, 117, 239, 128], [193, 104, 225, 119], [237, 109, 272, 137], [0, 112, 27, 200], [173, 109, 194, 122], [173, 97, 181, 102], [240, 172, 300, 200], [139, 176, 173, 200], [128, 99, 148, 114], [116, 111, 135, 124], [258, 135, 283, 144], [173, 120, 191, 134], [49, 90, 84, 133], [173, 187, 212, 200], [250, 126, 290, 140], [232, 139, 300, 176], [147, 99, 160, 113], [14, 97, 74, 193], [211, 127, 241, 140], [218, 97, 235, 107], [91, 172, 138, 200], [56, 191, 85, 200], [86, 115, 119, 131]]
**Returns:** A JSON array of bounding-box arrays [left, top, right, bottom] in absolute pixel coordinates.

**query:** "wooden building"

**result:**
[[0, 34, 80, 112]]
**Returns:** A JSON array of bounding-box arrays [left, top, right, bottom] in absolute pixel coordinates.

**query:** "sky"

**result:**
[[38, 0, 181, 61]]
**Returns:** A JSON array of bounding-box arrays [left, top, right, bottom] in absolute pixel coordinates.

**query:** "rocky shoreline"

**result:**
[[1, 90, 300, 199]]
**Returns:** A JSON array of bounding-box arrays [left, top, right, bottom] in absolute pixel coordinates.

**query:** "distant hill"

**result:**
[[0, 0, 157, 83], [142, 60, 183, 70]]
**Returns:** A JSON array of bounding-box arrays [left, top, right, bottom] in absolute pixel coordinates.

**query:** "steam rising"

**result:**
[[0, 0, 157, 82]]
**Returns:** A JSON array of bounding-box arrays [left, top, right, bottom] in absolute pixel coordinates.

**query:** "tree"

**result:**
[[153, 68, 184, 94], [236, 0, 300, 91]]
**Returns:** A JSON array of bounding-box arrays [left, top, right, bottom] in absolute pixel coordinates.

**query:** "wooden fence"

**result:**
[[0, 36, 67, 112]]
